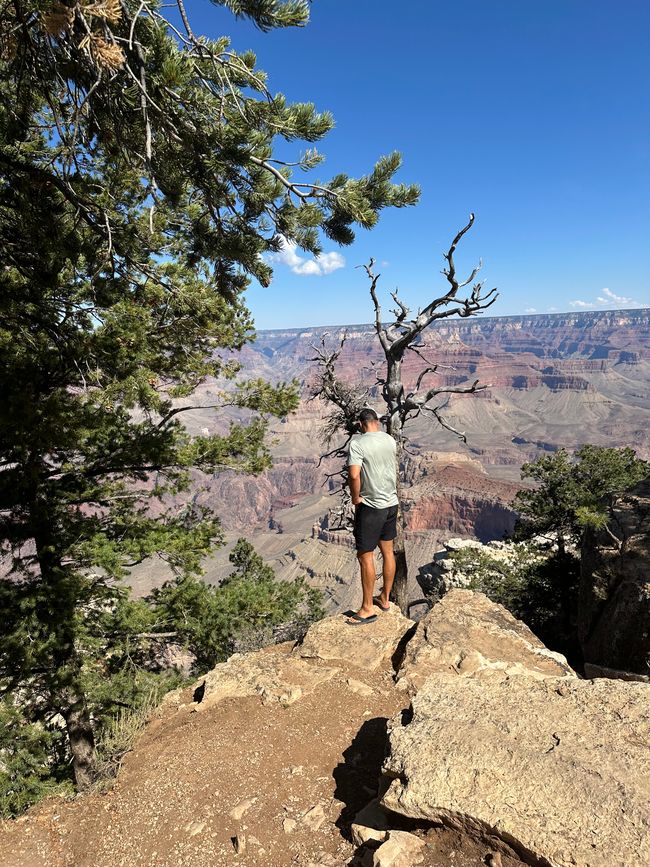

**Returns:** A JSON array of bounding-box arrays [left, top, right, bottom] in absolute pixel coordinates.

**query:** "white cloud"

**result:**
[[596, 287, 637, 306], [524, 307, 537, 313], [270, 237, 345, 277], [569, 288, 641, 310], [315, 250, 346, 274]]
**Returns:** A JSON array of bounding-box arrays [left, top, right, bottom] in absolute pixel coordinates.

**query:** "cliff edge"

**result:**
[[1, 592, 648, 867]]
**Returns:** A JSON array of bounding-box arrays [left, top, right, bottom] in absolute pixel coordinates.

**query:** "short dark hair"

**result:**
[[358, 408, 379, 425]]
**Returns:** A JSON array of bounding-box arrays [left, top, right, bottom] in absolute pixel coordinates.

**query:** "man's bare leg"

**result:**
[[348, 550, 377, 620], [377, 539, 395, 607]]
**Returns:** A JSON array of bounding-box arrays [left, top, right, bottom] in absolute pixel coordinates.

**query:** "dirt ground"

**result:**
[[0, 649, 527, 867]]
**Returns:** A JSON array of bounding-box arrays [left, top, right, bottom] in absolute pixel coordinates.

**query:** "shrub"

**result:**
[[0, 700, 73, 818]]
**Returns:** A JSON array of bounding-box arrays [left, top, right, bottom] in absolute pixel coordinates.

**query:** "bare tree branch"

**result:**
[[421, 402, 469, 442], [360, 260, 390, 353], [414, 365, 438, 392], [390, 288, 410, 323]]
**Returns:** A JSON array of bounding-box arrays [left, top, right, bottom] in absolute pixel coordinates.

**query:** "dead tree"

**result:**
[[314, 214, 498, 613], [309, 335, 369, 532]]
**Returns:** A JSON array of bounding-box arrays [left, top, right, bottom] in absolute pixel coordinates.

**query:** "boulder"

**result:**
[[372, 830, 425, 867], [579, 478, 650, 677], [296, 605, 414, 671], [195, 646, 339, 709], [397, 589, 574, 693], [382, 674, 650, 867]]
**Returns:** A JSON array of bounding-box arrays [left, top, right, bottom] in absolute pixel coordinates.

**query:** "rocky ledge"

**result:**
[[1, 591, 648, 867]]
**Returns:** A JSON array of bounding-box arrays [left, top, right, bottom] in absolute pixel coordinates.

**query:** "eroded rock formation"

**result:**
[[382, 674, 650, 866]]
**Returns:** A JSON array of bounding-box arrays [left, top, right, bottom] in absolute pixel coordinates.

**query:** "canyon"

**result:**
[[129, 308, 650, 608]]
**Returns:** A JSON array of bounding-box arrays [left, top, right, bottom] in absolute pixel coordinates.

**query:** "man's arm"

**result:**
[[348, 464, 362, 505]]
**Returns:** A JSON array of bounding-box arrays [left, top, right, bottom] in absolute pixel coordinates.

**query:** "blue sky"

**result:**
[[188, 0, 649, 329]]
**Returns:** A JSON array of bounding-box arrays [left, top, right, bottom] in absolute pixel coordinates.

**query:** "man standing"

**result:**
[[346, 408, 399, 625]]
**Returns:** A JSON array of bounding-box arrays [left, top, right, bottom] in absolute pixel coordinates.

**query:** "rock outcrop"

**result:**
[[3, 591, 650, 867], [404, 467, 519, 542], [172, 644, 340, 711], [579, 478, 650, 677], [382, 674, 650, 867], [371, 590, 650, 867], [396, 589, 574, 693], [296, 601, 413, 671]]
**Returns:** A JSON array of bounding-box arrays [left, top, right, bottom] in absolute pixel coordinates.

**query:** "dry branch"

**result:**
[[312, 215, 499, 611]]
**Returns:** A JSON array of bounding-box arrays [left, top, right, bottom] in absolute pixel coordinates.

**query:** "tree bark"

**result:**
[[392, 471, 409, 614], [62, 698, 96, 791], [30, 474, 96, 790], [385, 358, 409, 614]]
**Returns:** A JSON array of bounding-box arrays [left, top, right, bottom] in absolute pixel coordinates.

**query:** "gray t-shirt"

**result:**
[[348, 431, 398, 509]]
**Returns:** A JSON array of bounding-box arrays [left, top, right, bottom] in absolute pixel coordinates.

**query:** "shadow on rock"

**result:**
[[332, 716, 389, 836], [391, 622, 417, 673]]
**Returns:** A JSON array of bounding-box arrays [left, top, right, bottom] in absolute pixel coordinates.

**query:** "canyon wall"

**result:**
[[129, 308, 650, 603]]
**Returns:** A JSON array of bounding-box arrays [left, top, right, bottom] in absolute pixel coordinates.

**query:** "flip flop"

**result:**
[[346, 613, 378, 626], [373, 598, 390, 612]]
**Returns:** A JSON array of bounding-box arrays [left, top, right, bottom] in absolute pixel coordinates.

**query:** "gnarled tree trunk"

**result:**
[[385, 362, 409, 612], [62, 696, 96, 791]]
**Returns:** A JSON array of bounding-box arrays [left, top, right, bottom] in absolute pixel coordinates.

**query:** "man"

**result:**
[[346, 408, 398, 625]]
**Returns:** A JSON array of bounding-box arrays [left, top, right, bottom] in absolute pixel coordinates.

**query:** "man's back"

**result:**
[[348, 431, 398, 509]]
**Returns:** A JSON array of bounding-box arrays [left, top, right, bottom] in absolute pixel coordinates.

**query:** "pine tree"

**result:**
[[151, 537, 324, 669], [514, 445, 649, 553], [0, 0, 419, 790]]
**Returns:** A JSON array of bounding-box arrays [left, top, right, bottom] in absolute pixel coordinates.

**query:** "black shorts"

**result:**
[[353, 503, 398, 553]]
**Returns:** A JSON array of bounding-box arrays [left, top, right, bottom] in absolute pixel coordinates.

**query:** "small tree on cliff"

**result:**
[[151, 537, 324, 670], [0, 0, 419, 790], [313, 215, 497, 612], [514, 445, 649, 554], [447, 444, 649, 662]]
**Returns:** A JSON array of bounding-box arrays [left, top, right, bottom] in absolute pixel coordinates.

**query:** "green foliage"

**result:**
[[0, 0, 414, 797], [514, 445, 648, 549], [459, 444, 648, 664], [221, 0, 311, 31], [0, 533, 320, 814], [152, 538, 324, 669], [455, 544, 546, 616], [0, 700, 73, 819]]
